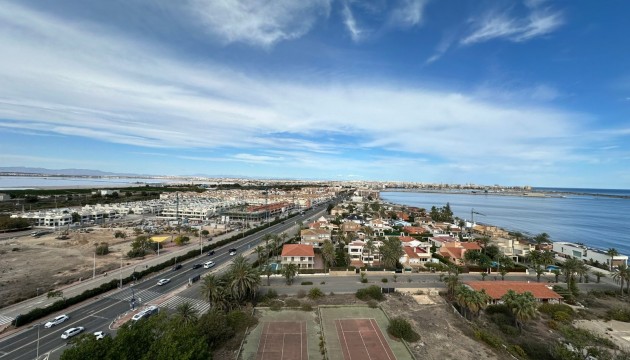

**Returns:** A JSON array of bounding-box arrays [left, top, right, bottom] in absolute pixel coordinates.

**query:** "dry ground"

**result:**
[[0, 227, 223, 307]]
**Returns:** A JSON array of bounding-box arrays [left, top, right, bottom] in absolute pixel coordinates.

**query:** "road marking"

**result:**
[[0, 315, 14, 327]]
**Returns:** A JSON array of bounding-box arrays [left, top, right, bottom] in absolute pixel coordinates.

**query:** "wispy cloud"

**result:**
[[388, 0, 429, 28], [461, 4, 563, 45], [426, 32, 456, 64], [187, 0, 331, 47], [342, 2, 363, 42]]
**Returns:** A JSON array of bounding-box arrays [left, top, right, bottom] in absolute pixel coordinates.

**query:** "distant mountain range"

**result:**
[[0, 167, 144, 177]]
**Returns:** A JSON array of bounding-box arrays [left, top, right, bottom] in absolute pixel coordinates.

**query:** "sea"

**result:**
[[380, 188, 630, 256]]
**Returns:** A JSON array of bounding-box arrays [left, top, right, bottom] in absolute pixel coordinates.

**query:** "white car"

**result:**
[[61, 327, 84, 339], [94, 331, 108, 340], [157, 278, 170, 286], [203, 261, 215, 269], [132, 305, 159, 321], [44, 315, 69, 328]]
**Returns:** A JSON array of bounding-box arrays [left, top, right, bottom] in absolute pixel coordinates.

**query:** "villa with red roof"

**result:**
[[281, 244, 315, 269], [465, 281, 563, 304], [439, 241, 482, 265]]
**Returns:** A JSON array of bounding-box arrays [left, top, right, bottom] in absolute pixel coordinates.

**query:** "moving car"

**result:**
[[203, 261, 215, 269], [44, 314, 69, 328], [172, 264, 182, 271], [192, 264, 202, 269], [94, 331, 108, 340], [132, 305, 159, 321], [157, 278, 170, 286], [228, 248, 237, 256], [61, 327, 84, 339], [207, 250, 215, 256]]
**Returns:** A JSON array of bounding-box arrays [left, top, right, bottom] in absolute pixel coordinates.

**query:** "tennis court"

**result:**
[[335, 318, 396, 360], [256, 321, 308, 360]]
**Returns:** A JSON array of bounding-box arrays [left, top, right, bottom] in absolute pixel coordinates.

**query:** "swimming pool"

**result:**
[[546, 265, 560, 271]]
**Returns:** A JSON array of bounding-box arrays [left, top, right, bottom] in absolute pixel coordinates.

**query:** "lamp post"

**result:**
[[119, 255, 123, 289], [93, 251, 96, 279]]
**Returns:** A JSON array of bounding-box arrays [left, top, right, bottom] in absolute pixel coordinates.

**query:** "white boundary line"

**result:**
[[338, 320, 352, 360], [368, 319, 393, 360]]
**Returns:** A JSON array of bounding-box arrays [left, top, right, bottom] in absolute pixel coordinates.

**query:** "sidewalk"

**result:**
[[0, 229, 239, 330]]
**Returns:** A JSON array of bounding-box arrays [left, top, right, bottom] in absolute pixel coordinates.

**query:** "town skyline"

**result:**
[[1, 1, 629, 188]]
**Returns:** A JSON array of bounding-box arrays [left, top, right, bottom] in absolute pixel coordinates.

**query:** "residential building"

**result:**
[[465, 281, 562, 304], [300, 229, 332, 248], [439, 242, 482, 265], [281, 244, 315, 269], [400, 243, 432, 267], [330, 206, 346, 216], [0, 193, 10, 201], [553, 241, 628, 268], [347, 240, 383, 267], [341, 222, 361, 233]]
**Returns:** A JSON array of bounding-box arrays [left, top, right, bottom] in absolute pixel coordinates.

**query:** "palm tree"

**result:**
[[365, 239, 376, 265], [534, 233, 551, 249], [502, 290, 537, 330], [576, 262, 589, 283], [561, 258, 580, 284], [282, 263, 298, 285], [321, 240, 336, 272], [200, 274, 225, 307], [535, 266, 545, 282], [380, 237, 404, 269], [255, 246, 266, 267], [593, 271, 606, 284], [272, 235, 281, 260], [477, 236, 491, 254], [175, 301, 198, 325], [612, 264, 627, 295], [540, 250, 555, 268], [607, 248, 619, 271], [455, 285, 473, 319], [443, 274, 460, 300], [228, 255, 260, 302], [551, 269, 561, 283], [528, 250, 542, 267], [468, 289, 490, 318]]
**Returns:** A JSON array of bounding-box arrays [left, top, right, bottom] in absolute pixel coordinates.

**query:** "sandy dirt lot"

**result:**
[[0, 226, 223, 308]]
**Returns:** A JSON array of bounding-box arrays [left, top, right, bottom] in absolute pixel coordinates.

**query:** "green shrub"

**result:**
[[269, 300, 283, 311], [387, 317, 420, 342], [360, 278, 368, 283], [285, 298, 300, 307], [356, 285, 384, 301], [381, 278, 388, 283], [485, 304, 511, 316], [507, 344, 527, 359], [367, 300, 378, 308], [552, 311, 573, 323], [297, 289, 306, 299], [226, 310, 257, 332], [95, 244, 109, 255], [473, 329, 502, 348], [264, 289, 278, 300], [606, 307, 630, 322], [308, 288, 324, 300], [301, 303, 313, 311], [301, 281, 313, 285], [539, 303, 574, 317]]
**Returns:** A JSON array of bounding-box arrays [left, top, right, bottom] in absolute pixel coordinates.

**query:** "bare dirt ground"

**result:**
[[0, 227, 224, 308], [380, 290, 500, 360]]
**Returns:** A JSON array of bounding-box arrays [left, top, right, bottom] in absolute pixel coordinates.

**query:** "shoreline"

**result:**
[[381, 188, 630, 200]]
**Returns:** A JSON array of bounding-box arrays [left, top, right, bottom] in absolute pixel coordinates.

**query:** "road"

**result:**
[[0, 203, 329, 360]]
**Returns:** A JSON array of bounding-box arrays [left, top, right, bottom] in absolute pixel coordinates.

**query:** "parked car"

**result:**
[[203, 261, 215, 269], [207, 250, 215, 256], [61, 327, 84, 339], [132, 305, 159, 321], [94, 331, 108, 340], [157, 278, 170, 286], [44, 314, 69, 328], [229, 248, 237, 256], [192, 264, 202, 269], [172, 264, 182, 271]]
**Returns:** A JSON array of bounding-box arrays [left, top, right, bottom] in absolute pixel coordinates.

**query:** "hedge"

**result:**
[[12, 211, 303, 327]]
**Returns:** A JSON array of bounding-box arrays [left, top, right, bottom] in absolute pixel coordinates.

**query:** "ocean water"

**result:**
[[380, 191, 630, 256]]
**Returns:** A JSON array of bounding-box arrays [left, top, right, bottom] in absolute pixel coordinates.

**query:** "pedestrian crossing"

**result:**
[[0, 314, 14, 327], [160, 296, 210, 315], [108, 289, 162, 304]]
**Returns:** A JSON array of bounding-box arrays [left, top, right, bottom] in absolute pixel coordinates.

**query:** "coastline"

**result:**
[[381, 188, 630, 200]]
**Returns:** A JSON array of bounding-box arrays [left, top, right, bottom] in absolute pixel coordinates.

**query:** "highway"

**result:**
[[0, 203, 329, 360]]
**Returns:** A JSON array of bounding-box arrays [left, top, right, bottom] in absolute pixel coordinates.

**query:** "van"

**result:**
[[203, 261, 215, 269]]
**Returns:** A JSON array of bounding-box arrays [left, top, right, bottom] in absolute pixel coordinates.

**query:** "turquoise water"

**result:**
[[381, 191, 630, 255], [546, 265, 560, 271]]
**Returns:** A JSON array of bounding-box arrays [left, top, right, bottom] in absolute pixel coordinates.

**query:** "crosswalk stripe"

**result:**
[[108, 289, 162, 303], [160, 296, 210, 315], [0, 314, 14, 326]]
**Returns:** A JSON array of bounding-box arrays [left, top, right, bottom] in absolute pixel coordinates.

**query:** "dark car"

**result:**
[[192, 264, 202, 269], [229, 248, 237, 256], [172, 264, 182, 271], [207, 250, 215, 256]]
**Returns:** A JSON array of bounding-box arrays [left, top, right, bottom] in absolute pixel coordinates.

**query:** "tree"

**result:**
[[380, 237, 404, 269], [228, 255, 260, 303], [321, 240, 336, 272], [264, 264, 274, 286], [501, 290, 537, 330], [174, 235, 190, 246], [535, 266, 545, 282], [442, 274, 459, 300], [540, 250, 555, 267], [71, 212, 81, 223], [128, 235, 152, 258], [201, 230, 209, 237], [175, 302, 198, 325], [534, 233, 551, 249], [607, 248, 619, 271], [364, 239, 376, 265], [95, 243, 109, 255], [576, 261, 589, 283], [551, 269, 561, 283], [200, 274, 226, 309], [282, 263, 298, 285], [613, 264, 629, 295], [561, 258, 581, 284], [593, 271, 605, 284], [480, 272, 488, 281], [255, 246, 266, 266]]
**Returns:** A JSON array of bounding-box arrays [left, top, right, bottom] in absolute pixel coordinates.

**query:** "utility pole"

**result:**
[[119, 255, 123, 288], [93, 251, 96, 279], [176, 193, 180, 234]]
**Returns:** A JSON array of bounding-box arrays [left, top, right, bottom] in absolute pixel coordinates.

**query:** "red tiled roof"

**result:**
[[466, 281, 562, 300], [399, 236, 414, 243], [460, 242, 482, 250], [281, 244, 314, 257], [403, 247, 420, 258]]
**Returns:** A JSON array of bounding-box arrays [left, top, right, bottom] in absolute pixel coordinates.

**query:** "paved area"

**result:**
[[319, 306, 412, 360]]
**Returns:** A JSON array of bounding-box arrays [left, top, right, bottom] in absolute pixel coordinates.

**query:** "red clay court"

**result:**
[[256, 321, 308, 360], [335, 318, 396, 360]]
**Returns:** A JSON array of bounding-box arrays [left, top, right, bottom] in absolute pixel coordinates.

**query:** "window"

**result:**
[[300, 257, 305, 261]]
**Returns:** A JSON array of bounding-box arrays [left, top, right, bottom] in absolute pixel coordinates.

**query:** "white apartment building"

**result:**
[[553, 241, 628, 268], [12, 211, 72, 228]]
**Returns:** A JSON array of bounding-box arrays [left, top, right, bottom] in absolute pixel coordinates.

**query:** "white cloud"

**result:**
[[0, 2, 593, 178], [389, 0, 429, 28], [342, 2, 363, 42], [425, 32, 455, 64], [187, 0, 331, 47], [461, 6, 563, 45]]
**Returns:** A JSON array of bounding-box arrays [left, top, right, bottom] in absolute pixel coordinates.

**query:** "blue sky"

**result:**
[[1, 0, 629, 188]]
